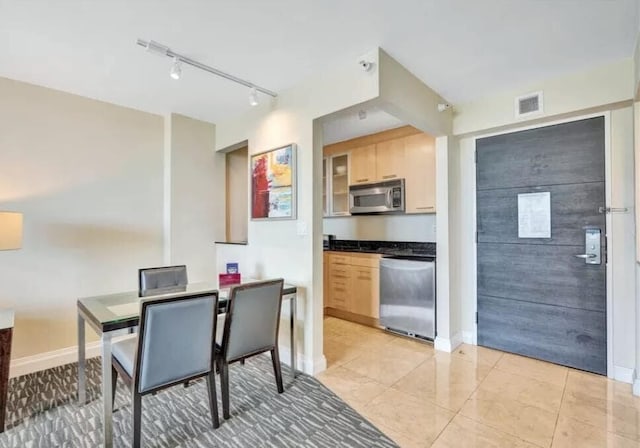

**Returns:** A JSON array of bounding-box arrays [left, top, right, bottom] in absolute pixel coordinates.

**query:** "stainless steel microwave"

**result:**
[[349, 178, 405, 214]]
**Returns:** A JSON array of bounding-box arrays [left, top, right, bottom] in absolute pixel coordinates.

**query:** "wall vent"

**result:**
[[515, 91, 543, 119]]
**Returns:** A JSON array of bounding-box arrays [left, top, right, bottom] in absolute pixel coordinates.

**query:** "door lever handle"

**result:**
[[574, 254, 596, 259]]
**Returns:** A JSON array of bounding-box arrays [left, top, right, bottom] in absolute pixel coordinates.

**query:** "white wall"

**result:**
[[215, 49, 381, 374], [610, 107, 636, 379], [0, 77, 165, 359], [323, 214, 436, 242], [214, 47, 452, 374]]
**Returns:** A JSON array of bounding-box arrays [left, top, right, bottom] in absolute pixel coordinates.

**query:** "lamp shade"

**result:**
[[0, 212, 23, 250]]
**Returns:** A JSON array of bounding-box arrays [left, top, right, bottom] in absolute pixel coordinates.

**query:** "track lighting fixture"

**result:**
[[249, 87, 259, 106], [170, 57, 182, 80], [138, 39, 278, 100]]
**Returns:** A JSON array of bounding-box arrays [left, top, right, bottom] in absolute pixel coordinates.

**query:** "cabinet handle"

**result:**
[[382, 174, 397, 179], [334, 287, 346, 292], [356, 178, 369, 183], [416, 206, 435, 210], [357, 276, 371, 281]]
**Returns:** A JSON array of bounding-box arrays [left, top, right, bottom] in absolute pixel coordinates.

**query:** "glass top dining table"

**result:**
[[76, 279, 298, 448]]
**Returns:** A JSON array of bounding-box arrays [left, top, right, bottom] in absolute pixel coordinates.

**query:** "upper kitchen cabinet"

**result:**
[[375, 139, 406, 181], [404, 133, 436, 213], [322, 157, 329, 216], [350, 144, 376, 185], [322, 125, 436, 215], [329, 153, 350, 215]]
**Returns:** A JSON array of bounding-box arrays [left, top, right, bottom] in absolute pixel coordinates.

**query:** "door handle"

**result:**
[[574, 254, 596, 259]]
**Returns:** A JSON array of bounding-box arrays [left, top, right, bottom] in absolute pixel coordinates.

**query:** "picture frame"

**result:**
[[250, 143, 297, 220]]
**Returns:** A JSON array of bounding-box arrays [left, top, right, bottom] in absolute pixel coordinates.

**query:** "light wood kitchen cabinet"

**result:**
[[350, 265, 379, 318], [327, 253, 352, 311], [323, 125, 437, 216], [328, 153, 350, 216], [350, 144, 376, 185], [323, 252, 329, 307], [324, 251, 381, 325], [404, 133, 436, 213], [375, 138, 406, 181]]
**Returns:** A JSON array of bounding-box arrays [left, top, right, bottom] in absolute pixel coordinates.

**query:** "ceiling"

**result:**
[[1, 1, 637, 124]]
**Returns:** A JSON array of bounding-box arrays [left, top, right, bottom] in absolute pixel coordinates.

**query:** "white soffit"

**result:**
[[0, 0, 637, 123], [323, 108, 404, 145]]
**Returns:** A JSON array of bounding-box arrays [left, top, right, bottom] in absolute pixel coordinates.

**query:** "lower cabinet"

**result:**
[[324, 251, 381, 325]]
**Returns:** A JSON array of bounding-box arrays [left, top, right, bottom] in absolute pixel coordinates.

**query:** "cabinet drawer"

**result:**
[[330, 279, 350, 291], [350, 253, 382, 268], [331, 296, 349, 310], [330, 267, 351, 279], [329, 253, 351, 265], [352, 267, 375, 281]]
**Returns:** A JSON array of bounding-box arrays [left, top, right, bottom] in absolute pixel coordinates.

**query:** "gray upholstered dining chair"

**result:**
[[111, 292, 220, 448], [138, 265, 188, 294], [216, 279, 285, 420]]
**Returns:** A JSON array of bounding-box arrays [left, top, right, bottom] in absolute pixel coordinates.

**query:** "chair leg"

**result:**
[[132, 392, 142, 448], [111, 365, 118, 408], [221, 362, 230, 420], [240, 359, 245, 366], [183, 380, 190, 388], [206, 371, 220, 429], [270, 348, 284, 394]]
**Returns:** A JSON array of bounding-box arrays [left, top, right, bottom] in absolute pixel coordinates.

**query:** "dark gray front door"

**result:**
[[476, 117, 607, 375]]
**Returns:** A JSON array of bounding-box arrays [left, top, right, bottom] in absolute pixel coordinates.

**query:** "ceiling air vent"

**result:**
[[515, 91, 543, 119]]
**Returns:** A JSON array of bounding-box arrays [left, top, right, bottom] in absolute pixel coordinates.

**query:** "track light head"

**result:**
[[249, 87, 259, 106], [170, 57, 182, 80]]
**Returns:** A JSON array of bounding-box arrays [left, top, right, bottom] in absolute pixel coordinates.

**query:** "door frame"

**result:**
[[471, 111, 613, 377]]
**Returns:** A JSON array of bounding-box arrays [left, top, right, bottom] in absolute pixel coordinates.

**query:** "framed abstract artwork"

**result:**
[[251, 144, 296, 220]]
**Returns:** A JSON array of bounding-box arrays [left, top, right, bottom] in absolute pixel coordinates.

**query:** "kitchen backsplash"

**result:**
[[323, 214, 436, 242]]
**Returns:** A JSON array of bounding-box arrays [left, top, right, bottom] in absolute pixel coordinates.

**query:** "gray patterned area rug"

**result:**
[[0, 356, 397, 447]]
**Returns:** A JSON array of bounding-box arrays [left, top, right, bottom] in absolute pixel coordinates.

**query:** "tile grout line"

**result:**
[[429, 352, 505, 447], [455, 354, 550, 448], [549, 369, 569, 448]]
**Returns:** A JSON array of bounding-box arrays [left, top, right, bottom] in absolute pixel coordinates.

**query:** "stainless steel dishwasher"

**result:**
[[379, 256, 436, 340]]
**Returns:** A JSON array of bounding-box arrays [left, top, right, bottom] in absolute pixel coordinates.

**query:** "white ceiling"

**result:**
[[1, 0, 637, 124]]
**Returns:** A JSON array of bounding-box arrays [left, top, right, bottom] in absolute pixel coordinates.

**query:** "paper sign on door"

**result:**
[[517, 192, 551, 238]]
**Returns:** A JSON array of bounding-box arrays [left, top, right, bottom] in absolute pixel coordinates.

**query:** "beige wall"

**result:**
[[169, 114, 222, 281], [225, 147, 248, 242], [0, 77, 165, 359], [454, 58, 633, 136]]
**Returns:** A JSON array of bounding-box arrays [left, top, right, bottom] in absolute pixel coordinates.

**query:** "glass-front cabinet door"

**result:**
[[322, 157, 328, 216], [330, 153, 349, 215]]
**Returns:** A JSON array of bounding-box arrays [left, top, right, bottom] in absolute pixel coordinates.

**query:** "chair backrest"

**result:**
[[135, 292, 218, 393], [139, 265, 188, 293], [221, 279, 284, 362]]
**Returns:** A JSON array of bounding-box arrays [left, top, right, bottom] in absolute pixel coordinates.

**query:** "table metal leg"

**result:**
[[101, 332, 113, 448], [290, 295, 297, 378], [77, 313, 86, 405]]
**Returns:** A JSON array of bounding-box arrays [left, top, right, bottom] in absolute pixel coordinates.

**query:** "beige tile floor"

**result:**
[[317, 316, 640, 448]]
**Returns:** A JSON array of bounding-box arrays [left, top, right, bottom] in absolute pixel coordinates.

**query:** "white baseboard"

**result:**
[[612, 365, 635, 384], [11, 339, 319, 379], [461, 330, 477, 345], [10, 341, 101, 378], [277, 345, 309, 374], [434, 332, 463, 353]]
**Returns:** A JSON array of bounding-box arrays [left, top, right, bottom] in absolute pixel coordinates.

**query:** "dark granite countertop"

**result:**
[[325, 239, 436, 259]]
